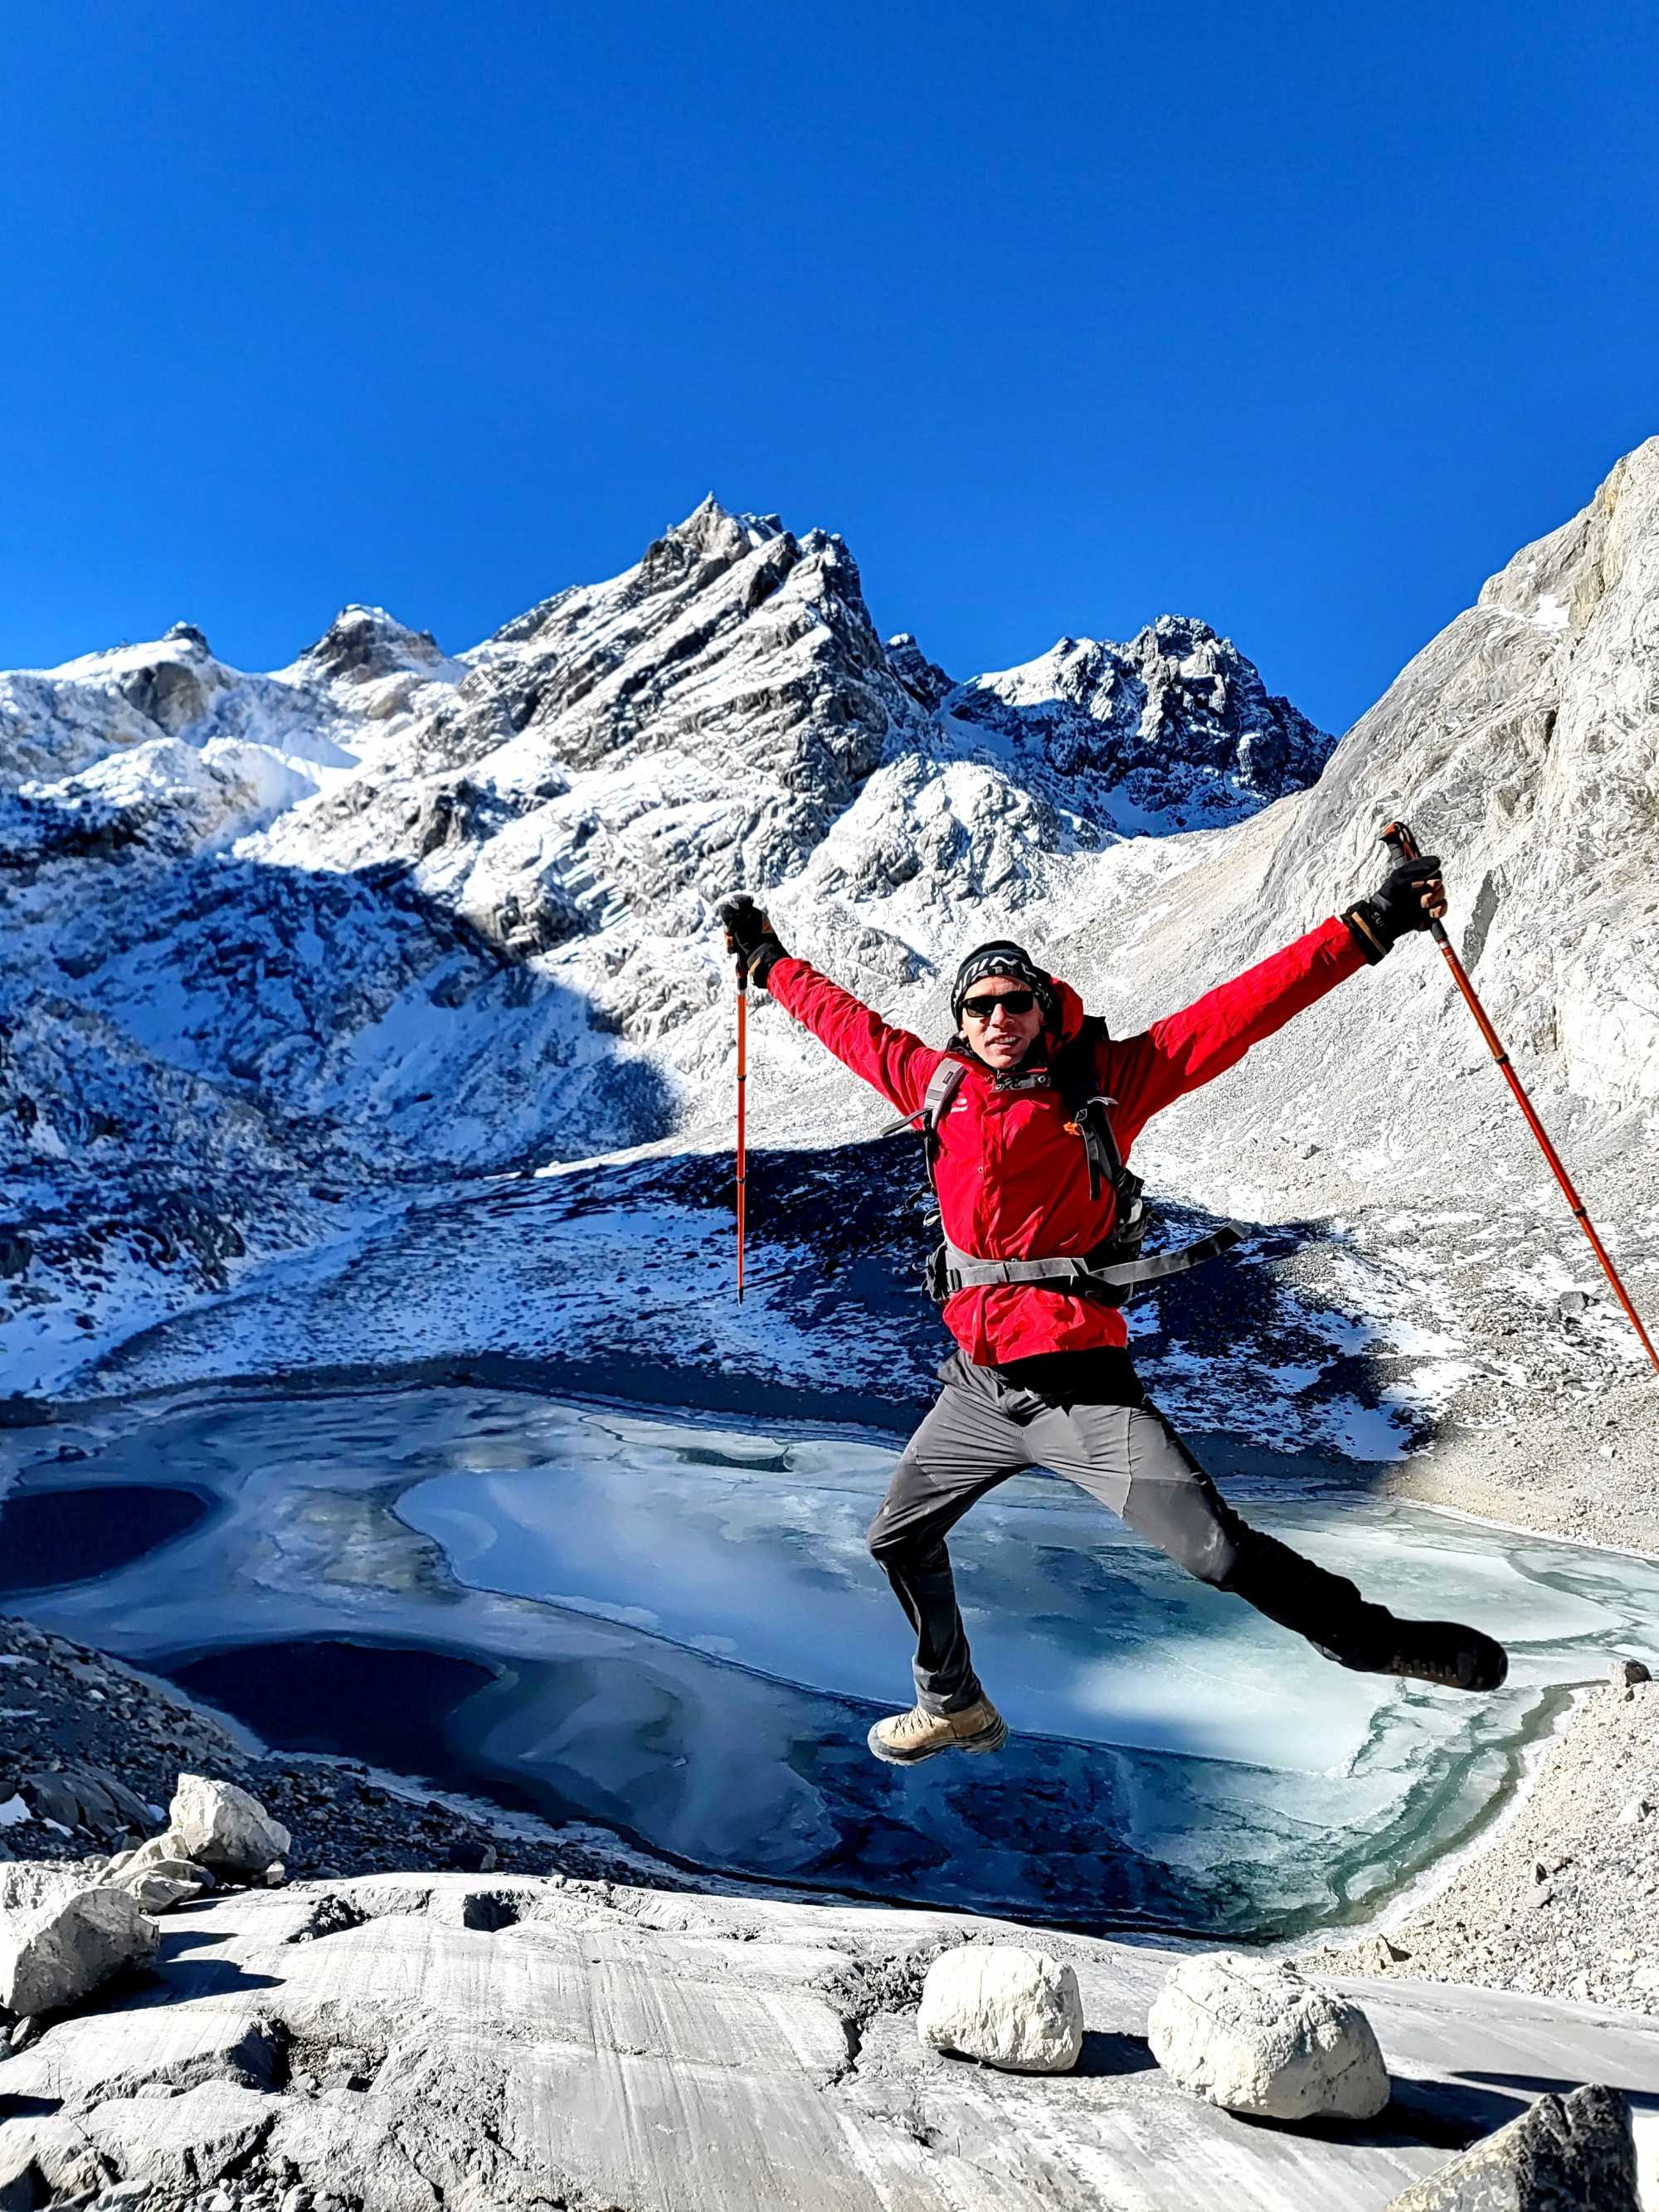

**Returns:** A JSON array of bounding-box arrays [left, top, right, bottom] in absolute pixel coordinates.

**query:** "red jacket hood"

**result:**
[[1046, 974, 1087, 1048]]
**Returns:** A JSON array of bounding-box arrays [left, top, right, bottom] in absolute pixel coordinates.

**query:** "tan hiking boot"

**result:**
[[866, 1694, 1008, 1766]]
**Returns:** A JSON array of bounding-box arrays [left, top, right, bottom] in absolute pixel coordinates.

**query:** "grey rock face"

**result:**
[[83, 2078, 277, 2195], [118, 1854, 215, 1895], [0, 1860, 95, 1919], [1384, 2081, 1637, 2210], [1247, 436, 1659, 1130], [18, 1763, 151, 1839], [916, 1942, 1084, 2072], [0, 1882, 158, 2017], [885, 630, 956, 710], [123, 1869, 210, 1913], [298, 603, 445, 684], [1147, 1951, 1390, 2120], [168, 1775, 290, 1878], [947, 613, 1334, 828]]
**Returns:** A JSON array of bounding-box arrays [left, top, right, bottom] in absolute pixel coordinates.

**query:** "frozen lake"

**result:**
[[3, 1383, 1653, 1939]]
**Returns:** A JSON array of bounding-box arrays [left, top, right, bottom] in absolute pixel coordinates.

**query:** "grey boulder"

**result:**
[[917, 1943, 1084, 2073], [1148, 1951, 1390, 2122], [0, 1860, 95, 1918], [18, 1765, 150, 1838], [118, 1854, 215, 1898], [1384, 2081, 1636, 2209], [124, 1870, 211, 1914], [168, 1774, 289, 1878], [0, 1883, 158, 2018]]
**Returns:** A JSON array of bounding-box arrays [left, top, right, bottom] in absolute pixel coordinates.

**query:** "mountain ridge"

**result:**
[[2, 455, 1655, 1436]]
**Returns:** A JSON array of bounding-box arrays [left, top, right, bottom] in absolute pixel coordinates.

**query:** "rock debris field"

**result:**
[[0, 1616, 654, 1894]]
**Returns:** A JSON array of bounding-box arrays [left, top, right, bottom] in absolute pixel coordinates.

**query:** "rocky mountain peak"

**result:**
[[92, 627, 236, 740], [297, 604, 446, 685], [946, 617, 1332, 829], [633, 496, 784, 599], [886, 633, 956, 710]]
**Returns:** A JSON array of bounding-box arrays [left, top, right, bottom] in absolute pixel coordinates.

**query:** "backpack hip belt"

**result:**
[[931, 1225, 1244, 1308]]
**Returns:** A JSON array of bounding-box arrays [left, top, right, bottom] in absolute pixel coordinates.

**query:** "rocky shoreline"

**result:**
[[1379, 1368, 1659, 1558], [1308, 1660, 1659, 2016], [7, 1568, 1659, 2034], [0, 1615, 660, 1897]]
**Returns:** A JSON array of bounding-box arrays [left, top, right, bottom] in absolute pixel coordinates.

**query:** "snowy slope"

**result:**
[[3, 452, 1655, 1427]]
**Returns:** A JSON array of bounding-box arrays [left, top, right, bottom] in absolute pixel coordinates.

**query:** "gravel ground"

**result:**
[[1378, 1367, 1659, 1555], [1306, 1665, 1659, 2016]]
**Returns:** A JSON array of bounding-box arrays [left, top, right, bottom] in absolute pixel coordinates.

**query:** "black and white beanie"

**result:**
[[950, 940, 1060, 1030]]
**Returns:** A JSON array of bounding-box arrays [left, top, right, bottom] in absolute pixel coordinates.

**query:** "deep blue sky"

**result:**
[[3, 3, 1655, 732]]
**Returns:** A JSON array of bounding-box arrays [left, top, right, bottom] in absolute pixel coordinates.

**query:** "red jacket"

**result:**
[[765, 916, 1367, 1364]]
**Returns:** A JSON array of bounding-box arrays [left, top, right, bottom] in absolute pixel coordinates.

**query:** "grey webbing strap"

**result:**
[[939, 1223, 1245, 1300], [1063, 1093, 1121, 1203], [1084, 1224, 1245, 1287], [878, 1057, 967, 1142]]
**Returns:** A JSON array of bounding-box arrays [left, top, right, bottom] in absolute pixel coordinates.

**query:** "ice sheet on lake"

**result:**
[[4, 1386, 1656, 1940]]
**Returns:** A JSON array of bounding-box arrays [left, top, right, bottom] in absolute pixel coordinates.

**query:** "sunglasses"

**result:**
[[961, 989, 1038, 1021]]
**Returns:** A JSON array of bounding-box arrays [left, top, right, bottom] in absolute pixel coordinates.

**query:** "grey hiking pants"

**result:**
[[868, 1349, 1394, 1714]]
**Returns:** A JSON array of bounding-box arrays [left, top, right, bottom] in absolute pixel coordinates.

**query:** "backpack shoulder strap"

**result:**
[[878, 1054, 967, 1142], [1051, 1018, 1124, 1197], [880, 1054, 970, 1202]]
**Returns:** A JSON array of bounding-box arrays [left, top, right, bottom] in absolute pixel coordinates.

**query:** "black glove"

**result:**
[[1342, 854, 1444, 964], [719, 897, 787, 989]]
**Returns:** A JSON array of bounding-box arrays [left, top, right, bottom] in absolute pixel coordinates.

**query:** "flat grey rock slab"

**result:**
[[2, 1874, 1659, 2210]]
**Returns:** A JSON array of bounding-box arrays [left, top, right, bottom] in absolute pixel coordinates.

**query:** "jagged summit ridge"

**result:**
[[941, 613, 1333, 829]]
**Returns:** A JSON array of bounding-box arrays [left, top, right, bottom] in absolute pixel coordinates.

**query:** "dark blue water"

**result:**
[[0, 1481, 210, 1594]]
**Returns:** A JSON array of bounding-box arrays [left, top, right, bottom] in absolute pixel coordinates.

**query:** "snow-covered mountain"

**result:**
[[941, 615, 1331, 831], [3, 447, 1656, 1433], [0, 496, 1333, 1388]]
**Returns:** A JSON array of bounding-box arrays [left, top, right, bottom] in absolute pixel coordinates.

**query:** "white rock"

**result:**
[[123, 1872, 207, 1914], [1147, 1951, 1390, 2121], [916, 1944, 1083, 2073], [168, 1774, 290, 1878], [118, 1854, 215, 1897], [124, 1828, 195, 1873], [0, 1860, 95, 1918], [0, 1883, 159, 2017]]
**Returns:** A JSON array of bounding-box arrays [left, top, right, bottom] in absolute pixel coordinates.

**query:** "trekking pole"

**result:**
[[735, 954, 748, 1303], [1382, 820, 1659, 1376]]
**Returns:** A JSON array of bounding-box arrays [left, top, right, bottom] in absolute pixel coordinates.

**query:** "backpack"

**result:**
[[883, 1017, 1241, 1307]]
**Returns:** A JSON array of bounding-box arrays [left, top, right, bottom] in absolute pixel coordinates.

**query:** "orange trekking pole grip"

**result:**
[[1382, 820, 1659, 1377], [735, 957, 748, 1303]]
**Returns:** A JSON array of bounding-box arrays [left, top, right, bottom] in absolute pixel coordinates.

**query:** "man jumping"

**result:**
[[721, 854, 1508, 1767]]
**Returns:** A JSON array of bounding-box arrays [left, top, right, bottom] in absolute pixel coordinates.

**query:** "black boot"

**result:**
[[1219, 1529, 1509, 1693], [1355, 1617, 1510, 1694]]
